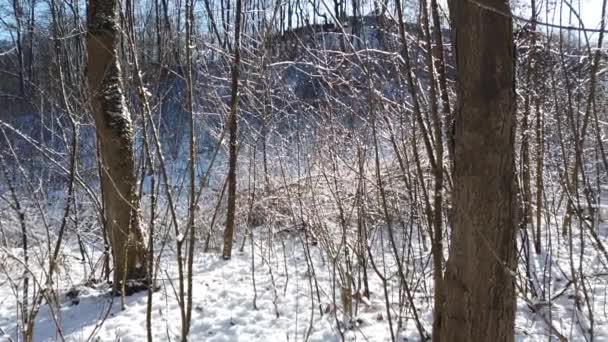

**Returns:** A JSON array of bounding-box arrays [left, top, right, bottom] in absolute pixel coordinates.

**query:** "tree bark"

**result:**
[[87, 0, 147, 284], [441, 1, 517, 341], [222, 0, 243, 260]]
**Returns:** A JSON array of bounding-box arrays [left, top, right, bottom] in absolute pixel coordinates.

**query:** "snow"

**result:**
[[0, 238, 411, 341], [1, 220, 607, 342]]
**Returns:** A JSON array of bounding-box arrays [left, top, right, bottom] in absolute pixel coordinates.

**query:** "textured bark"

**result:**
[[441, 1, 517, 341], [87, 0, 147, 283]]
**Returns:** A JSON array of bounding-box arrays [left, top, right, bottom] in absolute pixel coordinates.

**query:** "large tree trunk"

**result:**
[[87, 0, 147, 284], [441, 1, 517, 341]]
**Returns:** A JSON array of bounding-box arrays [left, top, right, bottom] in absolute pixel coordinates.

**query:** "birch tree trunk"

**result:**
[[87, 0, 147, 285]]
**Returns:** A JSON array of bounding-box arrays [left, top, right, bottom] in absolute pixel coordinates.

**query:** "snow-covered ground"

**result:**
[[0, 235, 425, 342], [2, 217, 608, 341]]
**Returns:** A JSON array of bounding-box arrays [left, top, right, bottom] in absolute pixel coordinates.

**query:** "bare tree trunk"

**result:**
[[526, 0, 544, 255], [521, 0, 538, 252], [184, 0, 196, 336], [534, 100, 543, 254], [87, 0, 147, 285], [441, 1, 517, 341], [419, 2, 445, 340], [12, 0, 26, 95], [223, 0, 243, 260], [27, 0, 35, 81]]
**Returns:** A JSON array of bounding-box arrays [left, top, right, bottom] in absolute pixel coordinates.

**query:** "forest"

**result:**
[[0, 0, 607, 340]]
